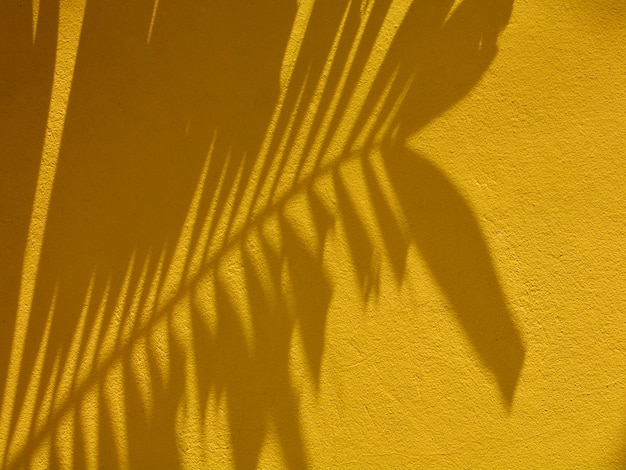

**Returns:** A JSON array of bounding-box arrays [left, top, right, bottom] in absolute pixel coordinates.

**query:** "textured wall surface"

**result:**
[[1, 0, 625, 468]]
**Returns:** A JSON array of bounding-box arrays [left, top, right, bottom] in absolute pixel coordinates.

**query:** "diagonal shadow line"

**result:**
[[0, 0, 60, 413]]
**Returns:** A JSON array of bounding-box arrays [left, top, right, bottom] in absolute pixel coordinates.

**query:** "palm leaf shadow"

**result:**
[[382, 141, 524, 403], [343, 0, 524, 404], [0, 0, 59, 410], [2, 0, 525, 468]]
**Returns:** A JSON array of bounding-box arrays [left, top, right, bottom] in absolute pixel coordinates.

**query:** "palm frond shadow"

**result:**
[[2, 0, 524, 468], [0, 0, 59, 412]]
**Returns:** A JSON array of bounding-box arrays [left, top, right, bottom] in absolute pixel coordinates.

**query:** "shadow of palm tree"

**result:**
[[0, 0, 59, 412], [348, 0, 524, 404], [2, 0, 524, 468]]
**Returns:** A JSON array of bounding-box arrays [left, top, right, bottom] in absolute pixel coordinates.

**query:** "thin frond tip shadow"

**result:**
[[339, 0, 524, 404]]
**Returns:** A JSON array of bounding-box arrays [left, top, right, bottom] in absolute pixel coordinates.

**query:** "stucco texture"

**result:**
[[1, 0, 625, 468]]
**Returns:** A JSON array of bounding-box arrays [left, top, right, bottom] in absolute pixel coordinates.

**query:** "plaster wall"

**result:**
[[1, 0, 625, 468]]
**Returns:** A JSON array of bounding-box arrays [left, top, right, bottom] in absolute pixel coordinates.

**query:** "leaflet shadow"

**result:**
[[0, 0, 59, 409], [348, 0, 524, 404]]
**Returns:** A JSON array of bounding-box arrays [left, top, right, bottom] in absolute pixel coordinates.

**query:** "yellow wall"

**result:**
[[1, 0, 625, 468]]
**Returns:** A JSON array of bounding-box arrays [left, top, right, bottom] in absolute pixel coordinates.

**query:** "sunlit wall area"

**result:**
[[1, 0, 625, 468]]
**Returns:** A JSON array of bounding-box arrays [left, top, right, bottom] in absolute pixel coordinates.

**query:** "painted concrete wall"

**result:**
[[1, 0, 625, 468]]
